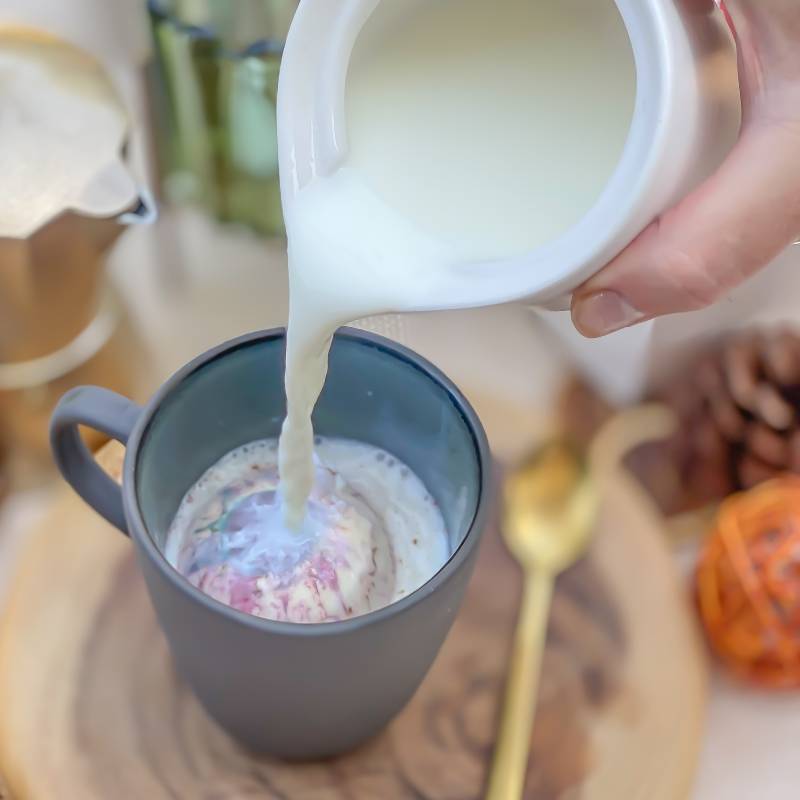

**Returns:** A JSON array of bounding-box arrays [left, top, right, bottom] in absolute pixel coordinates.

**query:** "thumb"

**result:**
[[571, 118, 800, 338]]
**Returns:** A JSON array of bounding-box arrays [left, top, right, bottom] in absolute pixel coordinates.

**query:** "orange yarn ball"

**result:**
[[696, 476, 800, 688]]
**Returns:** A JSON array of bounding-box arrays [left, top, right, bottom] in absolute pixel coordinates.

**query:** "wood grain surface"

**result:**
[[0, 444, 706, 799]]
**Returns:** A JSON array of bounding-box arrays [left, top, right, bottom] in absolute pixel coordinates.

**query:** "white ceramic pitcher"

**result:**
[[278, 0, 740, 305], [277, 0, 743, 401]]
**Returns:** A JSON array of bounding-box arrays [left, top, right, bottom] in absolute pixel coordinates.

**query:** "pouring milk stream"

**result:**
[[276, 0, 741, 530]]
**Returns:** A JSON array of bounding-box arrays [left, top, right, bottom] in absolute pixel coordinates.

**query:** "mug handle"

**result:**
[[50, 386, 142, 535]]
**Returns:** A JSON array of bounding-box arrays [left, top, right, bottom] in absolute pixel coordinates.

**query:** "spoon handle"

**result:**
[[486, 568, 554, 799]]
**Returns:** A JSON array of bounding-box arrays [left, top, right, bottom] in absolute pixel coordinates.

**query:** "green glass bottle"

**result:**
[[147, 0, 296, 236]]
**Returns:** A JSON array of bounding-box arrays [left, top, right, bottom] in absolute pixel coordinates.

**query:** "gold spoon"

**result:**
[[486, 406, 675, 800]]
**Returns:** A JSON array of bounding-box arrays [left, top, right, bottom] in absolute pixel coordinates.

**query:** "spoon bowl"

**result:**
[[502, 440, 597, 573]]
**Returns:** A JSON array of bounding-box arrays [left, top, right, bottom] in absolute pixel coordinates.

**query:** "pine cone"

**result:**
[[630, 328, 800, 515]]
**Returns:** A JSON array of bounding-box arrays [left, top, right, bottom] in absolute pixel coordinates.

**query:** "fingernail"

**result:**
[[572, 290, 646, 337]]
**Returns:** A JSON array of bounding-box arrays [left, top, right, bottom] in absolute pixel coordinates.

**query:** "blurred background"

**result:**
[[1, 2, 800, 799]]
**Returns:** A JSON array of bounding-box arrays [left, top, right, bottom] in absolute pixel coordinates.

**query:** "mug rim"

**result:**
[[122, 327, 492, 637]]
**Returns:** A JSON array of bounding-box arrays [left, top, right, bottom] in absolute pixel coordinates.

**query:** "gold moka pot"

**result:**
[[0, 27, 154, 487]]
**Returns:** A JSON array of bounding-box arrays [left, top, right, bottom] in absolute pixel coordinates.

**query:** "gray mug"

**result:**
[[50, 328, 491, 758]]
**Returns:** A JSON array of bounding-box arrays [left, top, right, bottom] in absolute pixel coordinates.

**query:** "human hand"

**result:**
[[571, 0, 800, 337]]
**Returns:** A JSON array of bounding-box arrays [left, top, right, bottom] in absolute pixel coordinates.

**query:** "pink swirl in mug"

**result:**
[[165, 438, 449, 623]]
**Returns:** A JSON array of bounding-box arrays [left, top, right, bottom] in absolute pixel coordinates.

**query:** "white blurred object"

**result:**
[[0, 0, 149, 69], [535, 312, 655, 406]]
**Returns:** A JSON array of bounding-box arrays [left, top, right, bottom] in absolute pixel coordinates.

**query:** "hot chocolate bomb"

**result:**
[[166, 438, 449, 623]]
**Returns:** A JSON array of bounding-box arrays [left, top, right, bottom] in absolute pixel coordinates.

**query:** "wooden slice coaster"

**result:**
[[0, 443, 705, 799]]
